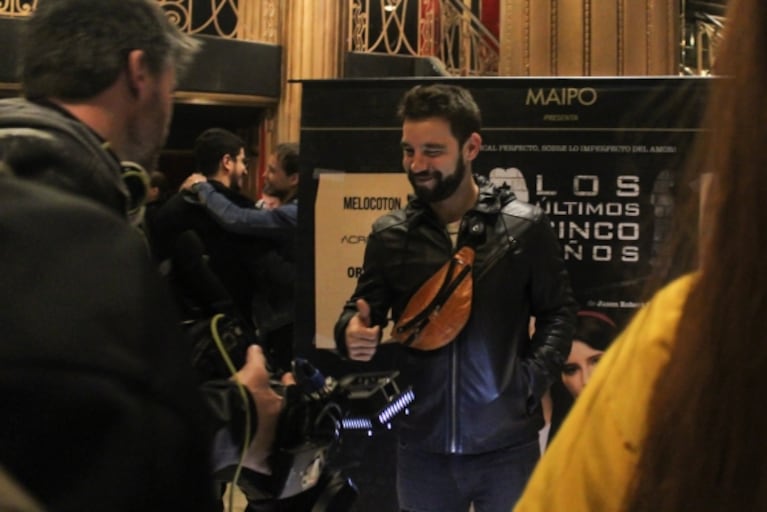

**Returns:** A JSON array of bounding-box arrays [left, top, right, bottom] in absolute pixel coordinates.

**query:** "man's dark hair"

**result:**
[[149, 171, 170, 200], [275, 142, 299, 177], [396, 84, 482, 145], [20, 0, 200, 100], [574, 311, 617, 352], [194, 128, 246, 177]]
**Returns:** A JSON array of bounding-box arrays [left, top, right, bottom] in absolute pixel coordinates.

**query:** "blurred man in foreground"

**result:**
[[0, 1, 282, 510]]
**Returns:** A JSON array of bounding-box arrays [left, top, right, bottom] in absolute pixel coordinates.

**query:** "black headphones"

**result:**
[[120, 160, 150, 224]]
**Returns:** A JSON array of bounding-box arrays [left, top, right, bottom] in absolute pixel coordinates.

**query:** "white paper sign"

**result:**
[[314, 172, 411, 349]]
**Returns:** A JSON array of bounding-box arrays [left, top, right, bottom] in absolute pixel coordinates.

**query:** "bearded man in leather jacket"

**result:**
[[0, 1, 282, 510], [335, 84, 577, 512]]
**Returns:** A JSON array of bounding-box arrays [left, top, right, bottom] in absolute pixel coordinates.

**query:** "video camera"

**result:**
[[171, 230, 414, 510], [186, 311, 413, 510], [225, 358, 414, 509]]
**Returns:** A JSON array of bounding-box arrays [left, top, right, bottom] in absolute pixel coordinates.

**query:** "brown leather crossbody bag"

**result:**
[[390, 246, 475, 351]]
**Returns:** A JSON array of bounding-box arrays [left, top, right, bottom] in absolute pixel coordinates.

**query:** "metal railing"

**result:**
[[3, 0, 723, 78], [348, 0, 499, 76], [439, 0, 499, 76], [159, 0, 240, 38], [681, 12, 725, 76], [0, 0, 280, 44]]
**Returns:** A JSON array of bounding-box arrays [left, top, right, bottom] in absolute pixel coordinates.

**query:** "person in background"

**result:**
[[514, 0, 767, 510], [0, 2, 282, 510], [181, 142, 300, 373], [256, 191, 282, 210], [147, 170, 171, 205], [335, 83, 577, 512], [182, 142, 299, 232], [544, 310, 617, 446], [560, 310, 617, 399], [148, 128, 260, 324], [142, 170, 171, 238]]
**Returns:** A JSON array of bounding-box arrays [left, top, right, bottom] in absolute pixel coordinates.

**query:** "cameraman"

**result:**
[[0, 1, 282, 510], [0, 167, 282, 510]]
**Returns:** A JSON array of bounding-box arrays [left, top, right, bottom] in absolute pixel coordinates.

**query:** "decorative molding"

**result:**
[[550, 0, 558, 75], [368, 0, 418, 55], [524, 0, 531, 75], [0, 0, 37, 17], [350, 0, 368, 51], [418, 0, 437, 55], [617, 0, 625, 75], [497, 0, 517, 75], [440, 0, 499, 75], [158, 0, 239, 39], [174, 91, 277, 107], [584, 0, 591, 75], [646, 0, 653, 74], [669, 0, 676, 72], [261, 0, 279, 43], [1, 0, 279, 44], [348, 0, 497, 76], [238, 0, 280, 43]]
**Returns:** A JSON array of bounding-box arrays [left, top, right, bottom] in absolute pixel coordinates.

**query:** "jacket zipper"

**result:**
[[449, 340, 458, 452], [448, 217, 466, 453]]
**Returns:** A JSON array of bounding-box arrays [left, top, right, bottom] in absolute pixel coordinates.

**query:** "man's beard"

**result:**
[[124, 89, 170, 171], [408, 157, 466, 203], [123, 135, 160, 171], [263, 180, 287, 201]]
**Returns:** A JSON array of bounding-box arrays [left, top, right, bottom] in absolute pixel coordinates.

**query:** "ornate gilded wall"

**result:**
[[499, 0, 680, 76]]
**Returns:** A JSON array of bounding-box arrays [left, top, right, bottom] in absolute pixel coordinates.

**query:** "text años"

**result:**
[[537, 174, 642, 263]]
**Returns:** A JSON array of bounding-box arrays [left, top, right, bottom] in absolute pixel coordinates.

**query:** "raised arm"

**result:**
[[192, 181, 297, 235]]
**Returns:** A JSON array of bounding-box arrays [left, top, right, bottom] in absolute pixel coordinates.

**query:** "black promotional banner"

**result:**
[[297, 77, 709, 353]]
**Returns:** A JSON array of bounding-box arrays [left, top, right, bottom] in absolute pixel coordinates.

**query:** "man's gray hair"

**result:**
[[20, 0, 200, 100]]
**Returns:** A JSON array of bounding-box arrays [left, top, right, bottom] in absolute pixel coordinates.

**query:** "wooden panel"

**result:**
[[590, 0, 619, 75], [648, 0, 663, 74], [500, 0, 552, 76], [498, 0, 522, 74], [277, 0, 342, 143], [647, 0, 679, 74], [529, 0, 554, 75], [499, 0, 678, 76], [623, 0, 650, 74], [557, 0, 586, 76]]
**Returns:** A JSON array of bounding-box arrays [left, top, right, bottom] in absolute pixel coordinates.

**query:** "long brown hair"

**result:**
[[625, 0, 767, 510]]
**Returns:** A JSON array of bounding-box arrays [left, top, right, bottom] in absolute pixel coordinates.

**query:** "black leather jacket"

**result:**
[[335, 176, 577, 454]]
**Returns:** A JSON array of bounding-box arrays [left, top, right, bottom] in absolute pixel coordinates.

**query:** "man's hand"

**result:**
[[234, 345, 283, 474], [179, 172, 207, 191], [345, 298, 380, 361]]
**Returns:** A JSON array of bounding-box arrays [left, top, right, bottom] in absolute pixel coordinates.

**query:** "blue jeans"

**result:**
[[396, 440, 540, 512]]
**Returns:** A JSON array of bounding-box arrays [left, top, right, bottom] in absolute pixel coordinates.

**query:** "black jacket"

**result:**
[[335, 176, 577, 454], [0, 173, 217, 511], [148, 182, 265, 322], [0, 99, 256, 508], [0, 98, 129, 215]]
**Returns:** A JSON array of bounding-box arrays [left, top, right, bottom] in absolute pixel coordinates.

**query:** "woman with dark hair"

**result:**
[[560, 311, 617, 399], [515, 0, 767, 510], [545, 311, 617, 445]]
